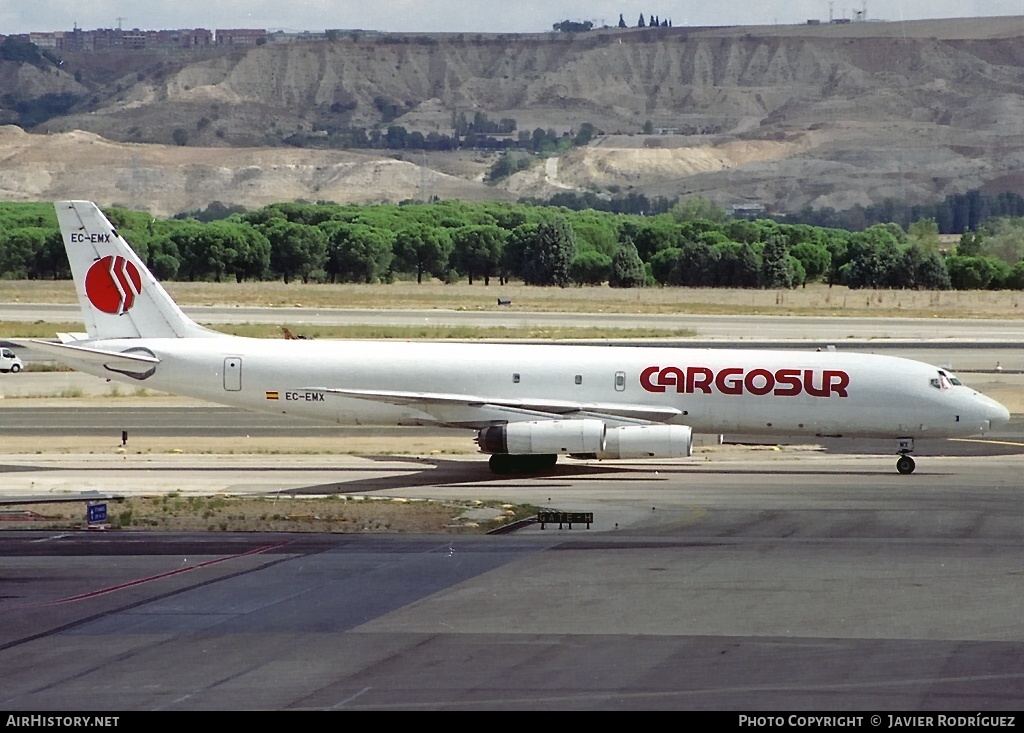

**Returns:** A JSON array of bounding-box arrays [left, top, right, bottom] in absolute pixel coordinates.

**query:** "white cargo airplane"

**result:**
[[22, 201, 1011, 475]]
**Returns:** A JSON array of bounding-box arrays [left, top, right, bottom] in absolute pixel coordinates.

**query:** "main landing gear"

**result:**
[[896, 438, 916, 475], [488, 454, 558, 475]]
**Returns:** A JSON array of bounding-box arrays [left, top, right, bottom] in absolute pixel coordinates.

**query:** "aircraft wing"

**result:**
[[315, 386, 681, 425]]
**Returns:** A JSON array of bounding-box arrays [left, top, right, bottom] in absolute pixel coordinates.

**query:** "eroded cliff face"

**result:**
[[41, 21, 1024, 138], [0, 125, 504, 216], [11, 17, 1024, 213]]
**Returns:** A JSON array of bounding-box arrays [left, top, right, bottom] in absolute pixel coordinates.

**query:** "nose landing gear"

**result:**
[[896, 438, 916, 474]]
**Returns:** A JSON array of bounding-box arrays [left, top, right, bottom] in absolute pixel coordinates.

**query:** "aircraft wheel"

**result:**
[[488, 454, 557, 475], [488, 454, 515, 474], [530, 454, 558, 471], [896, 455, 916, 475]]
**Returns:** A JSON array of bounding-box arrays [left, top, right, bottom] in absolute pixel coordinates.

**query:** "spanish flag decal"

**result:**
[[266, 391, 279, 400]]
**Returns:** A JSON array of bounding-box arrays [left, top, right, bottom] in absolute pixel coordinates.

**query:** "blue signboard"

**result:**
[[88, 503, 108, 524]]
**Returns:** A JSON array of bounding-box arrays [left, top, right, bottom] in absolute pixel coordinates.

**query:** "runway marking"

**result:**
[[24, 541, 290, 608], [333, 687, 373, 709], [341, 671, 1024, 709], [950, 437, 1024, 447]]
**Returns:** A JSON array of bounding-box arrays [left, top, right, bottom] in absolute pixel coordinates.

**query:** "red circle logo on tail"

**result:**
[[85, 255, 142, 314]]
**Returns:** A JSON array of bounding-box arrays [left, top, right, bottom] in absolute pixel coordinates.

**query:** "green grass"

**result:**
[[2, 279, 1022, 318], [1, 319, 695, 341], [0, 321, 84, 338], [215, 323, 698, 340], [13, 494, 542, 534]]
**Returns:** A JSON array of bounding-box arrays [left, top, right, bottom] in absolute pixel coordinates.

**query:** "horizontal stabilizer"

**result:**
[[17, 339, 160, 370], [56, 332, 90, 344]]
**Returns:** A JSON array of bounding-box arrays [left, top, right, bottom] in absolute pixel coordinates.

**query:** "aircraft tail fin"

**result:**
[[55, 201, 215, 340]]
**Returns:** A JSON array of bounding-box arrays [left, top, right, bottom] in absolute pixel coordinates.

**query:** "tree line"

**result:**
[[284, 110, 592, 157], [780, 189, 1024, 235], [551, 13, 673, 33], [2, 199, 1023, 290]]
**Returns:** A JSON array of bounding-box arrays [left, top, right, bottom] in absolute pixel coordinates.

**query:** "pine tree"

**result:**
[[609, 238, 646, 288], [761, 234, 791, 288], [637, 13, 646, 28], [618, 13, 627, 28], [522, 217, 576, 286]]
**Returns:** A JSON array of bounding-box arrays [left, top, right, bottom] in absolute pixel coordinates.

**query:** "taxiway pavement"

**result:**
[[1, 449, 1022, 710]]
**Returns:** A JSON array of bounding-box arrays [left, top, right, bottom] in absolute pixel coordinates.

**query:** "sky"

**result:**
[[2, 1, 1024, 35]]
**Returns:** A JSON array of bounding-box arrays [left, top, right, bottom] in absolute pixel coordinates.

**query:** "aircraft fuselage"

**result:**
[[66, 336, 1007, 440]]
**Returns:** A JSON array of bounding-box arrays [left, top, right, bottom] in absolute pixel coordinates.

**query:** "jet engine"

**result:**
[[598, 425, 693, 459], [477, 419, 606, 455]]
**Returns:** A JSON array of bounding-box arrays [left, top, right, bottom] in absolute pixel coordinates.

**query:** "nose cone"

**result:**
[[972, 392, 1012, 432], [985, 397, 1011, 429]]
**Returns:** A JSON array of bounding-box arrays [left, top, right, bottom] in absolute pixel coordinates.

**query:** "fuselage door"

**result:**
[[224, 357, 242, 391]]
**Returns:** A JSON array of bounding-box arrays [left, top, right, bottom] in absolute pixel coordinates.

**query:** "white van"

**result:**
[[1, 347, 23, 373]]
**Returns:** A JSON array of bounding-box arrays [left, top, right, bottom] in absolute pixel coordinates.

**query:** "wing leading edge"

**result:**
[[313, 386, 681, 426]]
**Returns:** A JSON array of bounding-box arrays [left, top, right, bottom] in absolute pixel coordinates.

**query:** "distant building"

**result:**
[[177, 29, 213, 47], [14, 25, 393, 53], [28, 32, 59, 49], [727, 203, 766, 219], [59, 28, 91, 51], [267, 30, 329, 43], [215, 29, 268, 46], [153, 29, 213, 48], [89, 28, 125, 51], [122, 29, 147, 50]]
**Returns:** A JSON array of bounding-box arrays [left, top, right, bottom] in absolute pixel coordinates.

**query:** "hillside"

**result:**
[[0, 126, 507, 216], [5, 16, 1024, 214]]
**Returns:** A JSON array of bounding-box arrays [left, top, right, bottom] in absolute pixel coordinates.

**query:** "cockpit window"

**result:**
[[937, 368, 958, 386]]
